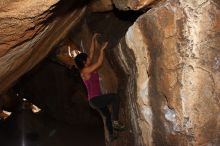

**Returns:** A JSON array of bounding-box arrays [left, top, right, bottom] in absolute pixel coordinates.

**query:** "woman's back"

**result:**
[[83, 72, 102, 100]]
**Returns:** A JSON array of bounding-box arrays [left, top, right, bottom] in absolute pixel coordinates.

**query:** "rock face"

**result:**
[[113, 0, 220, 145], [0, 0, 86, 93]]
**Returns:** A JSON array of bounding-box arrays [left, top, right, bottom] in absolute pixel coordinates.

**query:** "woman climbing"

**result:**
[[74, 33, 125, 141]]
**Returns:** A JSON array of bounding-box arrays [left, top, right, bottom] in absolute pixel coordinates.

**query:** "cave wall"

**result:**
[[0, 0, 86, 94], [114, 0, 220, 145]]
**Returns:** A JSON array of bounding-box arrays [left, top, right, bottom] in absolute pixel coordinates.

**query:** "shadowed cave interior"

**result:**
[[0, 7, 141, 146]]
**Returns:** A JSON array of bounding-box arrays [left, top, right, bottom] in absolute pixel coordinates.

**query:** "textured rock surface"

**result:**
[[113, 0, 157, 10], [113, 0, 220, 145], [0, 0, 86, 93]]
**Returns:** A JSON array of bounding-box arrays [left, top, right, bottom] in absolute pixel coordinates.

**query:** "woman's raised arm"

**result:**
[[84, 42, 108, 74]]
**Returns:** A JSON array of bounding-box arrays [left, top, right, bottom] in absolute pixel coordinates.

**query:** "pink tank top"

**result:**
[[83, 72, 102, 100]]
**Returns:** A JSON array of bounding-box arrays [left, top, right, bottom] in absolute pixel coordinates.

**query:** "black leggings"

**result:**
[[90, 93, 120, 135]]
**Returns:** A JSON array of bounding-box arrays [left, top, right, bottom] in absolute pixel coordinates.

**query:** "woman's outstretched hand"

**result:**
[[92, 33, 99, 40]]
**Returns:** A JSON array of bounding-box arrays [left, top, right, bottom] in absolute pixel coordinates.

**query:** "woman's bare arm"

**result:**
[[83, 42, 108, 75]]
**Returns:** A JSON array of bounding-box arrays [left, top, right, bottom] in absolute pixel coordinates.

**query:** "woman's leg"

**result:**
[[90, 94, 120, 121], [89, 102, 117, 141], [99, 106, 113, 135]]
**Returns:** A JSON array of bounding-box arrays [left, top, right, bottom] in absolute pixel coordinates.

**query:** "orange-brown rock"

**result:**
[[114, 0, 220, 145], [0, 0, 87, 93]]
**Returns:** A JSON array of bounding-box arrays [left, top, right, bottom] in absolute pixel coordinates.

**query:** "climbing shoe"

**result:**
[[112, 121, 126, 131]]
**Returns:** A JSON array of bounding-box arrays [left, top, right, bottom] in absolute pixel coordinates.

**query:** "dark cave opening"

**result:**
[[113, 8, 145, 22]]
